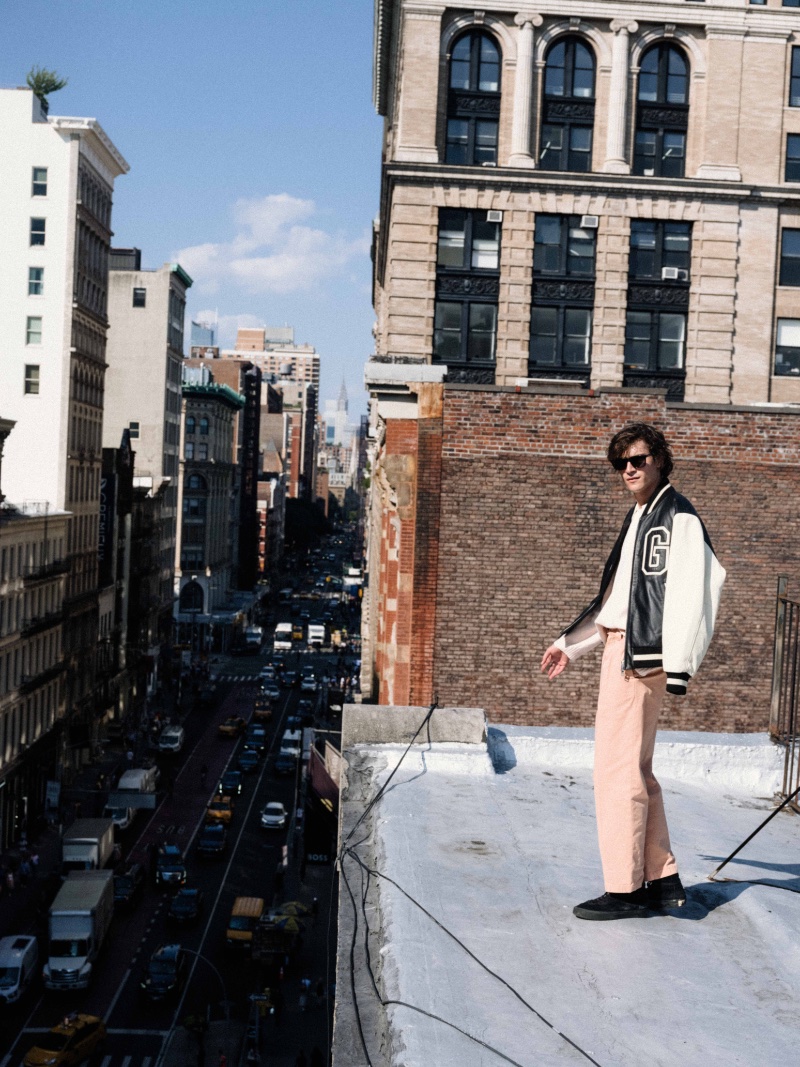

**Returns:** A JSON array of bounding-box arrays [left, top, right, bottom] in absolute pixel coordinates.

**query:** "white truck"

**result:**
[[43, 870, 114, 990], [273, 621, 293, 651], [307, 623, 327, 647], [62, 818, 115, 873]]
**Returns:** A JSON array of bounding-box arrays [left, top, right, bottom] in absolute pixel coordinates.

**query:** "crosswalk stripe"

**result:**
[[121, 1056, 133, 1067], [142, 1058, 152, 1067], [100, 1057, 112, 1067]]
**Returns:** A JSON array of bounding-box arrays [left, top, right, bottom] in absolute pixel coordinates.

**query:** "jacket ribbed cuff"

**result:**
[[666, 672, 689, 696]]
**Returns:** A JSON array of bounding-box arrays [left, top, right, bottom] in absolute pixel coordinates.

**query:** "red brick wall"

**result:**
[[429, 387, 800, 732]]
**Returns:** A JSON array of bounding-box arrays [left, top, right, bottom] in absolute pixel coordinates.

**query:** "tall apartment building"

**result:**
[[104, 251, 192, 688], [0, 88, 128, 763], [365, 0, 800, 731], [225, 325, 321, 392], [174, 382, 243, 653], [0, 418, 70, 849]]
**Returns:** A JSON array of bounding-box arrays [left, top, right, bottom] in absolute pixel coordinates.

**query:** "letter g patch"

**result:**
[[642, 526, 670, 575]]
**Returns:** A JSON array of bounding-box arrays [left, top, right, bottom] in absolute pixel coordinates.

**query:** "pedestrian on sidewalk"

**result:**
[[19, 857, 32, 886], [541, 422, 726, 921]]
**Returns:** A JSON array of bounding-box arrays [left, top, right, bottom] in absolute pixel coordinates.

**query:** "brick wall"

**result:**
[[430, 386, 800, 732]]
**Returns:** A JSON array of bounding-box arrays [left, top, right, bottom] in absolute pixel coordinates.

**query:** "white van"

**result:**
[[280, 728, 302, 758], [0, 935, 38, 1003], [158, 725, 185, 753], [117, 766, 160, 794]]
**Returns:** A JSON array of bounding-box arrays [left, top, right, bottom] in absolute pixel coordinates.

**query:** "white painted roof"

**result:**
[[338, 727, 799, 1066]]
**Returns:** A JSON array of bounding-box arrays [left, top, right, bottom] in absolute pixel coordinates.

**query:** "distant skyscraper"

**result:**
[[191, 317, 217, 348]]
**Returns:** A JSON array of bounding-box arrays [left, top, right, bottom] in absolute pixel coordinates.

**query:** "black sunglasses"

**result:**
[[611, 453, 651, 472]]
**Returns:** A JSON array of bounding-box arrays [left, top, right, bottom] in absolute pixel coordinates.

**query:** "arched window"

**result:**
[[187, 473, 208, 492], [634, 44, 689, 178], [199, 416, 209, 435], [179, 580, 204, 613], [539, 38, 595, 172], [185, 415, 195, 435], [445, 31, 501, 166]]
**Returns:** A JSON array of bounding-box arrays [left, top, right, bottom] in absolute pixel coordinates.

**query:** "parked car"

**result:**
[[158, 725, 185, 753], [205, 796, 234, 826], [113, 862, 146, 910], [218, 716, 246, 738], [260, 802, 287, 829], [23, 1013, 106, 1067], [197, 823, 227, 857], [167, 887, 205, 925], [218, 770, 243, 796], [140, 944, 187, 1002], [155, 844, 187, 888]]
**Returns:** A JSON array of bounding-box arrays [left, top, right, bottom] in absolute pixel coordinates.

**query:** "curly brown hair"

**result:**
[[607, 422, 674, 478]]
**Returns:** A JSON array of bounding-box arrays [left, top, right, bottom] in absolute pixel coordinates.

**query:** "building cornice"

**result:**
[[381, 160, 800, 205], [48, 116, 130, 177]]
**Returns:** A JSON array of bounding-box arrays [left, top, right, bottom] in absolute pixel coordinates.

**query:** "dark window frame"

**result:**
[[445, 31, 502, 167], [791, 47, 800, 106], [779, 229, 800, 286], [132, 287, 147, 308], [30, 217, 46, 246], [628, 220, 692, 281], [624, 309, 687, 373], [31, 167, 47, 197], [529, 305, 593, 370], [633, 44, 689, 178], [786, 134, 800, 182], [539, 36, 596, 173], [433, 208, 501, 372], [24, 364, 40, 395], [775, 318, 800, 375], [533, 214, 597, 277]]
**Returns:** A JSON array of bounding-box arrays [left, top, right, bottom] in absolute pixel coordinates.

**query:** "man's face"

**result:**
[[618, 438, 662, 503]]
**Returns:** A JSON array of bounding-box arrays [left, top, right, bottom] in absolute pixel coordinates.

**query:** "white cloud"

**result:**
[[175, 194, 368, 296]]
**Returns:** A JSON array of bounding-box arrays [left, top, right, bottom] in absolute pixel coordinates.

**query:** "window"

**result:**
[[533, 215, 596, 276], [775, 318, 800, 375], [786, 135, 800, 182], [28, 267, 44, 296], [132, 287, 146, 308], [129, 421, 140, 439], [446, 32, 501, 166], [634, 45, 689, 178], [185, 442, 194, 460], [26, 317, 42, 345], [24, 365, 40, 395], [188, 474, 207, 491], [779, 230, 800, 286], [30, 218, 46, 246], [628, 221, 691, 280], [539, 38, 595, 172], [625, 311, 686, 370], [197, 443, 208, 461], [530, 307, 592, 366], [791, 48, 800, 106], [529, 216, 595, 381], [433, 209, 500, 375], [31, 167, 48, 196], [183, 497, 207, 519], [185, 416, 195, 435], [199, 417, 209, 435]]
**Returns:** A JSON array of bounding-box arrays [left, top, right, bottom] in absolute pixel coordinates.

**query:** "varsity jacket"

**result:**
[[556, 479, 726, 695]]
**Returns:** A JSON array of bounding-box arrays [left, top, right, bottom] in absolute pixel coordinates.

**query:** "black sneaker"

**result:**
[[646, 873, 686, 908], [573, 888, 652, 921]]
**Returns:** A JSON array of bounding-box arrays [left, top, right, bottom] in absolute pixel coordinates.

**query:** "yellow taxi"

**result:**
[[217, 716, 246, 738], [23, 1014, 106, 1066], [205, 795, 234, 826]]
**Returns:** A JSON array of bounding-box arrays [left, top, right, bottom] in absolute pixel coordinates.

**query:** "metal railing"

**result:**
[[769, 576, 800, 812]]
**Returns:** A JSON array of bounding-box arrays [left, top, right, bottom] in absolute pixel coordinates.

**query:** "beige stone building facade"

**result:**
[[373, 0, 800, 402], [363, 0, 800, 724]]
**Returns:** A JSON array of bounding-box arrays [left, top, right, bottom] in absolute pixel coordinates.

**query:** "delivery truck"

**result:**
[[43, 870, 114, 990], [62, 818, 115, 873]]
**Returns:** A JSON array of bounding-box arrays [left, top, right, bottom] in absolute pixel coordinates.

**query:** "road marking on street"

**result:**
[[142, 1058, 153, 1066], [100, 1057, 112, 1067], [104, 965, 131, 1022], [106, 1029, 170, 1036], [121, 1057, 133, 1067]]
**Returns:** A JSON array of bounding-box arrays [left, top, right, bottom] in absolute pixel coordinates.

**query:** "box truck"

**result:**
[[62, 818, 115, 873], [43, 870, 114, 990]]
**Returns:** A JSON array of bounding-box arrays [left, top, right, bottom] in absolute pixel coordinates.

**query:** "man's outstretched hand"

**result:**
[[541, 645, 569, 680]]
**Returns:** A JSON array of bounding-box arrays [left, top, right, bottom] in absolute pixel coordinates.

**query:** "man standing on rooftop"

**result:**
[[540, 423, 726, 920]]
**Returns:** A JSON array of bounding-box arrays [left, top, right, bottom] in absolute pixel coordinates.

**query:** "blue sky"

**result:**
[[2, 0, 381, 414]]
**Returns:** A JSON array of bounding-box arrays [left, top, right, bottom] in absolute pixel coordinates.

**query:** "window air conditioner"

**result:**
[[661, 267, 681, 281], [580, 215, 599, 229], [487, 210, 503, 223]]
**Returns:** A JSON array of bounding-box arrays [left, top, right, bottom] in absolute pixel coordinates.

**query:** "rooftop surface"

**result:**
[[334, 711, 799, 1067]]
